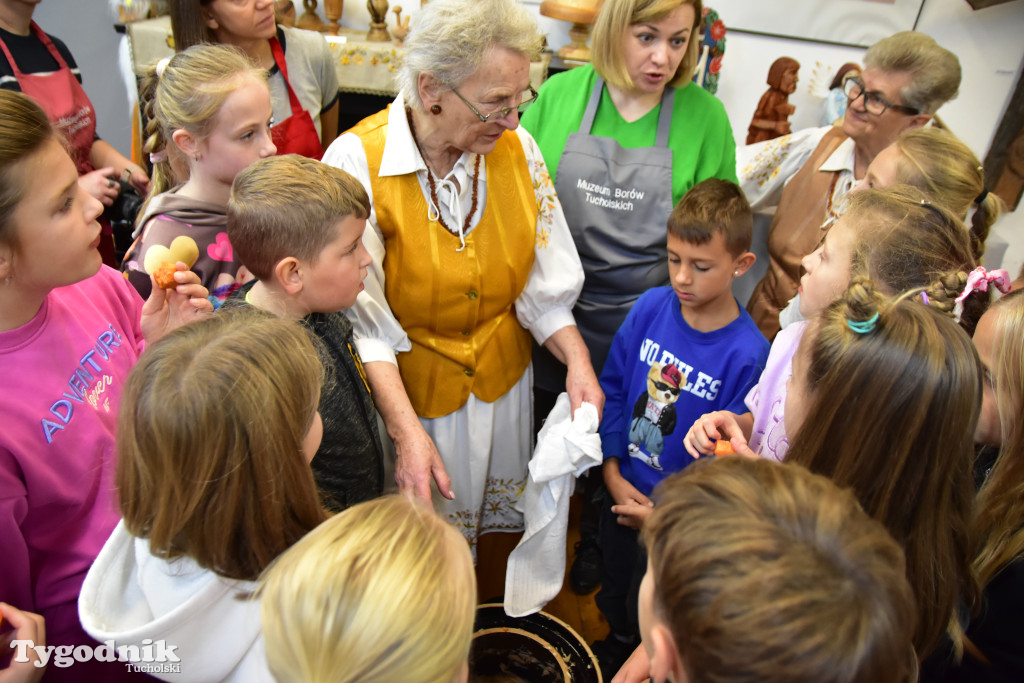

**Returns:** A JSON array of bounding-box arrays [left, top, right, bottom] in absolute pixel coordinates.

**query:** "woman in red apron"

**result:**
[[169, 0, 340, 158], [0, 4, 149, 266]]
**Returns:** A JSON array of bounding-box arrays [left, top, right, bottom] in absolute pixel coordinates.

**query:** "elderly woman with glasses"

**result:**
[[738, 31, 960, 341], [323, 0, 602, 552]]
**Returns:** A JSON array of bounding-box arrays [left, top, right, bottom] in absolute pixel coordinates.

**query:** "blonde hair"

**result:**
[[591, 0, 703, 91], [259, 495, 476, 683], [0, 91, 58, 246], [646, 457, 916, 683], [863, 31, 960, 115], [972, 289, 1024, 589], [117, 309, 327, 581], [786, 279, 980, 659], [135, 68, 190, 229], [890, 127, 1002, 261], [397, 0, 542, 111], [842, 186, 982, 334], [227, 155, 370, 281], [147, 43, 266, 157]]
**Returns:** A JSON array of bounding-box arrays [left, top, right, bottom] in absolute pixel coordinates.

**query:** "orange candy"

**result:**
[[714, 439, 735, 456], [153, 262, 178, 290]]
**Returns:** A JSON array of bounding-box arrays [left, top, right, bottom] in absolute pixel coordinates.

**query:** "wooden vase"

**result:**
[[323, 0, 343, 35]]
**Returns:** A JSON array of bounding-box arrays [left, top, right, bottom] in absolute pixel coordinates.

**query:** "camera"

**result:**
[[105, 180, 145, 262]]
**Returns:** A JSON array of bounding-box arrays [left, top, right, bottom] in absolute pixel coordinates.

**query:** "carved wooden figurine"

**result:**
[[297, 0, 324, 31], [392, 6, 410, 45], [367, 0, 391, 41], [746, 57, 799, 145]]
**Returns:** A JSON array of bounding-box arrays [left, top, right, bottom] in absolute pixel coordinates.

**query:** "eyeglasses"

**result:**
[[843, 77, 920, 116], [450, 86, 538, 123]]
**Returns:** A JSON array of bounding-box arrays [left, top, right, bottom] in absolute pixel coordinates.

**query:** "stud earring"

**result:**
[[430, 104, 442, 115]]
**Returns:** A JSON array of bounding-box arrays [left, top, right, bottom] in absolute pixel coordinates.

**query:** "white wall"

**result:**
[[704, 0, 1024, 274], [33, 0, 1023, 272]]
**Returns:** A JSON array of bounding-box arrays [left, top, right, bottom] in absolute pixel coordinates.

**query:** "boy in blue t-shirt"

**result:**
[[593, 179, 769, 676]]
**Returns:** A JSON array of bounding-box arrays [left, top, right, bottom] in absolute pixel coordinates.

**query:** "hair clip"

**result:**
[[919, 291, 929, 306], [956, 267, 1011, 303], [156, 56, 171, 78], [149, 149, 167, 164], [846, 312, 879, 334], [975, 189, 989, 205], [953, 266, 1012, 322]]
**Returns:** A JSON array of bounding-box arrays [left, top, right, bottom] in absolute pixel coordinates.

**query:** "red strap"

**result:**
[[0, 21, 71, 79], [268, 36, 304, 117]]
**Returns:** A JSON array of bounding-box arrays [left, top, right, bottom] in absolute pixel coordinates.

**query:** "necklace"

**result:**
[[406, 108, 481, 238]]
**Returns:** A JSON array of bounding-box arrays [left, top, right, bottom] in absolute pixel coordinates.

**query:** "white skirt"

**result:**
[[419, 366, 535, 556]]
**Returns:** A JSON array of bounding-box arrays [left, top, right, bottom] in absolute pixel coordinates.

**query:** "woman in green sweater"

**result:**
[[522, 0, 736, 393], [521, 0, 735, 622]]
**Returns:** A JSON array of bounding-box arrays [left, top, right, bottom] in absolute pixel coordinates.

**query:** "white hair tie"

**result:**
[[156, 56, 171, 78]]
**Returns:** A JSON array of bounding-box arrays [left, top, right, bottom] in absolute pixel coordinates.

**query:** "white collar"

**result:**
[[818, 135, 856, 175]]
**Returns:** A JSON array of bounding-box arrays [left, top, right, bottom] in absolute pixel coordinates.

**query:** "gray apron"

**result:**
[[535, 78, 675, 392]]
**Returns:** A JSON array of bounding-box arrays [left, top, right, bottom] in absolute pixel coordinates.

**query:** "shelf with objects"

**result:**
[[119, 15, 551, 136]]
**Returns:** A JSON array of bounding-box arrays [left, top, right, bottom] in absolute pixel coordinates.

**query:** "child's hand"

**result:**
[[684, 411, 750, 458], [0, 602, 47, 682], [603, 461, 653, 529], [611, 499, 653, 529], [610, 644, 651, 683], [140, 263, 213, 344]]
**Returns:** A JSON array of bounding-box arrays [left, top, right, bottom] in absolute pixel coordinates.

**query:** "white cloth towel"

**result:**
[[504, 393, 602, 617]]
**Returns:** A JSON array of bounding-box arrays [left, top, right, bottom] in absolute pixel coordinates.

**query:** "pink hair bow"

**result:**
[[954, 266, 1011, 322], [956, 267, 1011, 303]]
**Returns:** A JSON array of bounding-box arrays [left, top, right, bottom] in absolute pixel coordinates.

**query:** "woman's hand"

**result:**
[[123, 164, 151, 196], [87, 139, 150, 196], [543, 325, 605, 419], [79, 168, 120, 206], [611, 644, 652, 683], [0, 602, 47, 682], [604, 459, 653, 530], [140, 263, 213, 344], [393, 421, 452, 503], [364, 361, 454, 503], [566, 357, 605, 419], [683, 411, 753, 458]]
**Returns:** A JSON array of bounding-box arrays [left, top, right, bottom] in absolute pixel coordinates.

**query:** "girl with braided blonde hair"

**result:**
[[133, 65, 190, 225], [857, 127, 1002, 262], [121, 43, 275, 304], [785, 278, 981, 663], [686, 185, 980, 464]]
